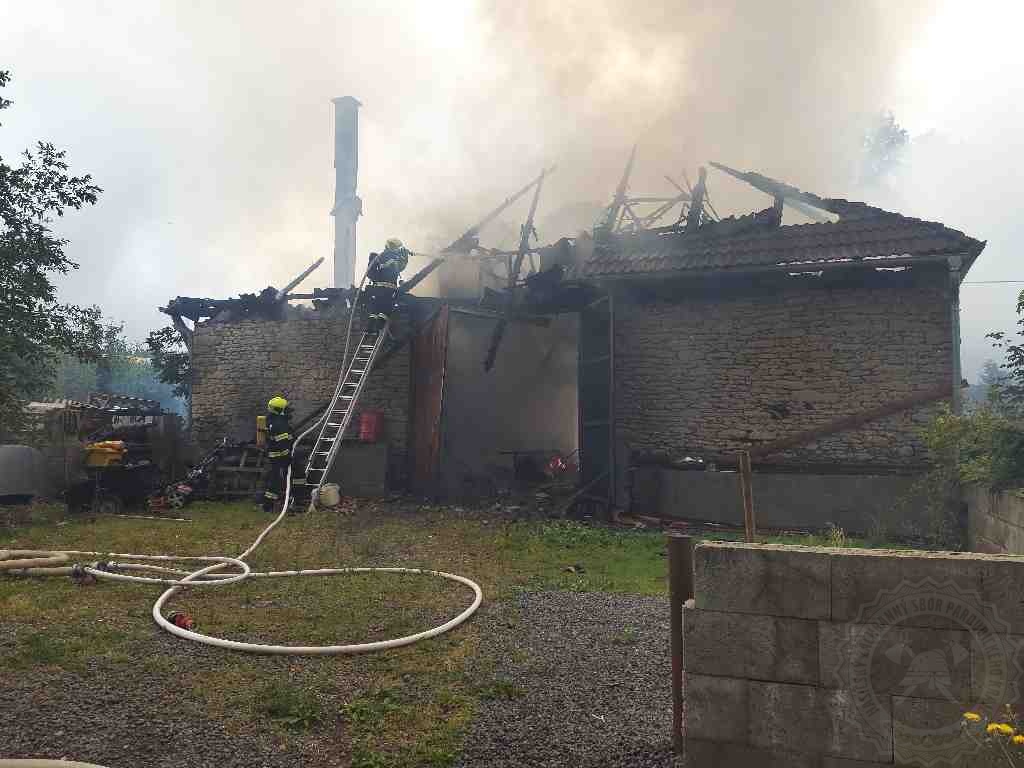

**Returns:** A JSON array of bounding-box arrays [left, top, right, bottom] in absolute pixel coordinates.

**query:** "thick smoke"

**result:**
[[6, 0, 1005, 364]]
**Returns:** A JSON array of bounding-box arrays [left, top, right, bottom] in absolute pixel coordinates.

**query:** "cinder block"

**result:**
[[749, 681, 891, 762], [820, 621, 971, 699], [970, 631, 1024, 708], [684, 607, 819, 684], [831, 550, 977, 628], [695, 543, 830, 619], [682, 673, 748, 743], [892, 696, 1005, 767], [684, 738, 818, 768], [973, 558, 1024, 635]]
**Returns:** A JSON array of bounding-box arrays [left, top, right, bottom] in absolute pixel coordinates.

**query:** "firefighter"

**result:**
[[365, 237, 410, 333], [262, 395, 294, 513]]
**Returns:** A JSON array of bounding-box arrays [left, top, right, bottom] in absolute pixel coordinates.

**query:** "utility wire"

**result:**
[[962, 280, 1024, 285]]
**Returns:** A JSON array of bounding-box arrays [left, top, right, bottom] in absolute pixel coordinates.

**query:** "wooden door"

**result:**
[[409, 306, 449, 495]]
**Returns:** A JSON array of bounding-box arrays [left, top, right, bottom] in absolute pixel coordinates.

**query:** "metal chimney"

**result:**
[[331, 96, 362, 288]]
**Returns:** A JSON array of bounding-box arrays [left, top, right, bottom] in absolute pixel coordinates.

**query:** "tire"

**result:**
[[166, 489, 187, 509], [95, 494, 124, 517]]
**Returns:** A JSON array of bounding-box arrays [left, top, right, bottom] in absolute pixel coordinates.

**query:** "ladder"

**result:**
[[303, 325, 388, 489]]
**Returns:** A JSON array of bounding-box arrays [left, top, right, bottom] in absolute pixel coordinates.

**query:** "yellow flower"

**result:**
[[987, 723, 1016, 736], [1013, 735, 1024, 745], [964, 712, 982, 722]]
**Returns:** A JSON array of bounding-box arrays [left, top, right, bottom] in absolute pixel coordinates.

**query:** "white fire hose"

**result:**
[[0, 260, 483, 766]]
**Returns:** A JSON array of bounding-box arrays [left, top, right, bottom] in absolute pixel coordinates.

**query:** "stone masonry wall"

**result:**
[[967, 485, 1024, 555], [190, 307, 410, 484], [614, 272, 953, 475], [682, 541, 1024, 766]]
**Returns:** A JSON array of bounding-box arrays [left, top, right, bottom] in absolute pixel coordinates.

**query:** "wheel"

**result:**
[[95, 494, 124, 516], [166, 489, 187, 509]]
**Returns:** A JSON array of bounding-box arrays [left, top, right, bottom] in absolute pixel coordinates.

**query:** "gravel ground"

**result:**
[[457, 590, 681, 768], [0, 634, 352, 768]]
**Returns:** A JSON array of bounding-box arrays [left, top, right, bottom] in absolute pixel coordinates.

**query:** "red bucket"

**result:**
[[359, 410, 384, 442]]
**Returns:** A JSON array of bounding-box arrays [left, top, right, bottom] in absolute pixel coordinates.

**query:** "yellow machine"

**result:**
[[83, 440, 127, 468]]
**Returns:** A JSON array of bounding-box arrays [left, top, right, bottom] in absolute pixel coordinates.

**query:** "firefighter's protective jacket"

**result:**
[[266, 412, 293, 461], [367, 247, 410, 287]]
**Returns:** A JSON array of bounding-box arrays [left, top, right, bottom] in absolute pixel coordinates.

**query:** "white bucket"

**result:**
[[316, 483, 341, 509]]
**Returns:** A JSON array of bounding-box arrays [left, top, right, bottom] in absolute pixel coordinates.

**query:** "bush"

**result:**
[[923, 405, 1024, 490]]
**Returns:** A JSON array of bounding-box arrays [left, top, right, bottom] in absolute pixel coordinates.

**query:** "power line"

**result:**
[[962, 280, 1024, 285]]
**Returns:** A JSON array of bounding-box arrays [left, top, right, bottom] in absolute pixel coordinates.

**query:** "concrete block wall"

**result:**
[[190, 308, 411, 485], [683, 541, 1024, 767], [614, 274, 953, 484], [966, 485, 1024, 555], [632, 466, 930, 535]]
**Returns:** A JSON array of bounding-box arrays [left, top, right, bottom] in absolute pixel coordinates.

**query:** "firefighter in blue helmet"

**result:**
[[365, 238, 409, 333], [262, 395, 293, 513]]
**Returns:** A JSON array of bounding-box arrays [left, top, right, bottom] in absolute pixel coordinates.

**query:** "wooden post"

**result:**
[[739, 451, 756, 542], [667, 532, 694, 755]]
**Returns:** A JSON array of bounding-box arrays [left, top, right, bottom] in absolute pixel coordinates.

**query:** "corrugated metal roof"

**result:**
[[575, 202, 985, 279]]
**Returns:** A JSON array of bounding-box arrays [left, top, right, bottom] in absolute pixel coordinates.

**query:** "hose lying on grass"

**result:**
[[0, 760, 114, 768], [0, 261, 483, 768]]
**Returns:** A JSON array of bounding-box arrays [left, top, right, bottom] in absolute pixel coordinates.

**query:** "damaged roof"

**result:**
[[578, 198, 986, 280]]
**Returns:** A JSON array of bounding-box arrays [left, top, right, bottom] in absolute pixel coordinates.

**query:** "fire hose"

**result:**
[[0, 258, 483, 766]]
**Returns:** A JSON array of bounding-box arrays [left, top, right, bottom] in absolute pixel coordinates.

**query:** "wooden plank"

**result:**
[[739, 451, 755, 542], [746, 384, 952, 460], [667, 533, 695, 755]]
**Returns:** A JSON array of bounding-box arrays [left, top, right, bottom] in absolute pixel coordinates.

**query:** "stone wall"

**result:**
[[190, 307, 411, 485], [682, 541, 1024, 766], [614, 271, 953, 500], [967, 485, 1024, 554], [632, 466, 929, 535]]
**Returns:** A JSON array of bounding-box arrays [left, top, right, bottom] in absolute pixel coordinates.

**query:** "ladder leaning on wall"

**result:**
[[303, 324, 389, 489]]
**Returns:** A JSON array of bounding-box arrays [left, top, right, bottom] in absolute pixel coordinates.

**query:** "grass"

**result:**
[[0, 501, 669, 766], [0, 499, 915, 765]]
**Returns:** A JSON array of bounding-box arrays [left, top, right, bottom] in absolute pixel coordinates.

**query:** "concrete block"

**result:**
[[973, 558, 1024, 635], [682, 673, 748, 743], [820, 621, 971, 699], [749, 681, 891, 762], [695, 542, 830, 619], [970, 631, 1024, 708], [684, 738, 818, 768], [892, 696, 1004, 767], [822, 759, 892, 768], [684, 607, 819, 684], [831, 550, 978, 628]]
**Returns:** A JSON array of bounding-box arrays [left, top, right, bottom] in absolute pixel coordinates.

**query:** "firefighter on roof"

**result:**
[[365, 237, 409, 333], [262, 395, 293, 513]]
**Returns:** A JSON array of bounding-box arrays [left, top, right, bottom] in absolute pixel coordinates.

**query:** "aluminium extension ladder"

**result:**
[[303, 325, 389, 489]]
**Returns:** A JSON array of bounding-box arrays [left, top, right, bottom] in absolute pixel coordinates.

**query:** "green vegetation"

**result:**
[[0, 501, 925, 764], [0, 502, 666, 766]]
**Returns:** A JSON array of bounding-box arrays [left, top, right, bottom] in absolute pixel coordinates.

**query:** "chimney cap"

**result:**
[[332, 96, 362, 107]]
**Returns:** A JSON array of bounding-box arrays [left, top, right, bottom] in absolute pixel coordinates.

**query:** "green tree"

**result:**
[[860, 110, 909, 187], [145, 326, 192, 403], [0, 70, 103, 433], [986, 289, 1024, 412]]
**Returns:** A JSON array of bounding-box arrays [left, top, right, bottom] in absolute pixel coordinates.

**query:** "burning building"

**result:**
[[168, 152, 985, 533]]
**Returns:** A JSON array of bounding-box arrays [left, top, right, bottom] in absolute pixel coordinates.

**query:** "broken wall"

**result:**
[[613, 269, 953, 507], [190, 307, 410, 485], [439, 310, 578, 499]]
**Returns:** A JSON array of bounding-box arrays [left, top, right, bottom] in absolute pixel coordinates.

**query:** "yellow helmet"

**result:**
[[267, 396, 288, 415], [385, 237, 404, 251]]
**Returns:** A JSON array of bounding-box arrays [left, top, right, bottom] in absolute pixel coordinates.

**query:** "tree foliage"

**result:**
[[145, 326, 192, 402], [0, 70, 104, 428], [861, 110, 909, 187], [985, 289, 1024, 410]]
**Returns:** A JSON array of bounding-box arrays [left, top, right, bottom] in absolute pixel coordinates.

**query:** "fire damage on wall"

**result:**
[[162, 155, 985, 532]]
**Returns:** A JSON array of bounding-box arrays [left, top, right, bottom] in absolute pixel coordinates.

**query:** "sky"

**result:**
[[2, 0, 1023, 380]]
